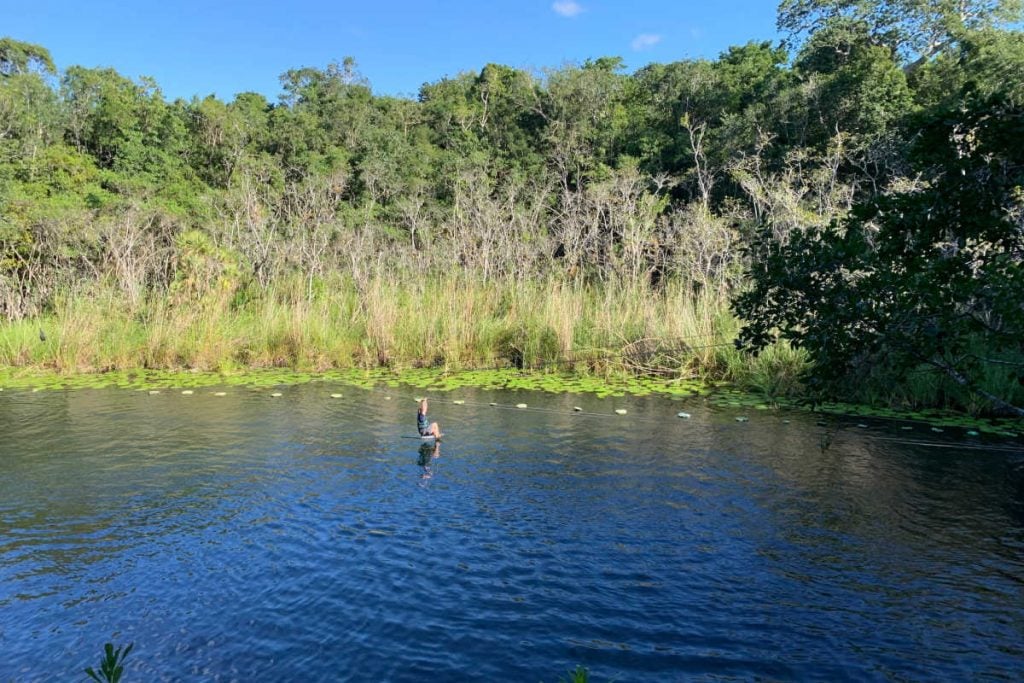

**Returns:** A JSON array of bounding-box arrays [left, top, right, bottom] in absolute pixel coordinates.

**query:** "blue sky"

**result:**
[[8, 1, 781, 102]]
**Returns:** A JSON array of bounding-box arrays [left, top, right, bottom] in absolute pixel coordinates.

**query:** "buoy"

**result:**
[[271, 392, 282, 397], [214, 392, 226, 397], [149, 390, 160, 395], [736, 416, 749, 422], [967, 430, 980, 436], [930, 427, 943, 433], [385, 396, 391, 401], [574, 406, 583, 412], [857, 423, 868, 429], [182, 390, 194, 395], [453, 400, 465, 405], [782, 419, 790, 424], [615, 409, 627, 415], [516, 403, 528, 409], [330, 393, 342, 398], [677, 412, 691, 418], [489, 402, 497, 406]]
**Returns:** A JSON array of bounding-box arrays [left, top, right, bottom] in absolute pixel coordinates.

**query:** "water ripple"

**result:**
[[1, 386, 1023, 680]]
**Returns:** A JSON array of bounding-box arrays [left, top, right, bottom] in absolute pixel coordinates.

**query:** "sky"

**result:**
[[7, 1, 781, 102]]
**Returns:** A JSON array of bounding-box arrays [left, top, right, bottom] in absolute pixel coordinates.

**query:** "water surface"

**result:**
[[1, 384, 1023, 681]]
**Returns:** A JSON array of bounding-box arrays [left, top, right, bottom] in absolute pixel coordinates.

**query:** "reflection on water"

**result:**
[[418, 440, 441, 485], [1, 385, 1023, 681]]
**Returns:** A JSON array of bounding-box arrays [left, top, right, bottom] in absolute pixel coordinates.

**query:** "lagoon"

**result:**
[[2, 383, 1023, 680]]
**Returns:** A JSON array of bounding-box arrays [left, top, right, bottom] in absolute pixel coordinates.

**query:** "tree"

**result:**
[[734, 88, 1024, 414], [778, 0, 1024, 70], [794, 19, 913, 142], [0, 37, 56, 77]]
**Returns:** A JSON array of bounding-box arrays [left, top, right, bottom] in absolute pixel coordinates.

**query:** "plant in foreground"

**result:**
[[560, 665, 591, 682], [84, 642, 133, 683]]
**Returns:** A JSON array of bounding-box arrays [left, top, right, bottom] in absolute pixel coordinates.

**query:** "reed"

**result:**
[[5, 273, 1019, 414], [0, 274, 746, 380]]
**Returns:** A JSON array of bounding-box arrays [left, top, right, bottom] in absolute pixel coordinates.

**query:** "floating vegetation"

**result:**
[[0, 365, 1019, 441]]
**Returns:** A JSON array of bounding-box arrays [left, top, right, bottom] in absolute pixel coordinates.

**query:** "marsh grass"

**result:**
[[2, 275, 748, 381], [6, 274, 1019, 417]]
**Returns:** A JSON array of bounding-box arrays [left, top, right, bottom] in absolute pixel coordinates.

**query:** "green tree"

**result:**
[[778, 0, 1024, 69], [0, 37, 56, 77], [734, 89, 1024, 414], [794, 19, 913, 141]]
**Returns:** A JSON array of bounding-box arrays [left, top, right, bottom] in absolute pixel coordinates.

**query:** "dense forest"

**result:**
[[1, 1, 1022, 414]]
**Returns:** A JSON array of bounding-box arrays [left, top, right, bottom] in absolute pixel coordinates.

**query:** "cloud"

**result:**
[[552, 1, 584, 18], [631, 33, 662, 51]]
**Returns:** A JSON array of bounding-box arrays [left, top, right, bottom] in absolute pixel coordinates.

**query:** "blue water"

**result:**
[[1, 384, 1023, 681]]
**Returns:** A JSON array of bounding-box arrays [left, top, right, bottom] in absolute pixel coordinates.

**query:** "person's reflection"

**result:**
[[418, 439, 441, 485]]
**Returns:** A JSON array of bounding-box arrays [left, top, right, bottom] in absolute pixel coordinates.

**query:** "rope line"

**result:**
[[353, 383, 1022, 453]]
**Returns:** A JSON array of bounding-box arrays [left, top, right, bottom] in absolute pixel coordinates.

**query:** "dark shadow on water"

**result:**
[[418, 440, 441, 485]]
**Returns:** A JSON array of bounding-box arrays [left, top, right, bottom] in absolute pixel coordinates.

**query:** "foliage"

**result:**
[[1, 9, 1023, 412], [558, 665, 591, 683], [735, 90, 1024, 414], [0, 37, 55, 76], [84, 642, 133, 683], [778, 0, 1024, 67]]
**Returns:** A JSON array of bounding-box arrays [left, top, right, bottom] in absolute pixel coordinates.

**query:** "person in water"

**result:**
[[417, 398, 442, 439]]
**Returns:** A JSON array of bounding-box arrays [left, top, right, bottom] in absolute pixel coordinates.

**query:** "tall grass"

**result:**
[[1, 273, 760, 382]]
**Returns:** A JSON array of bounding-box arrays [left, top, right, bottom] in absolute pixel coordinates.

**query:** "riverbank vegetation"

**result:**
[[2, 1, 1023, 414]]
